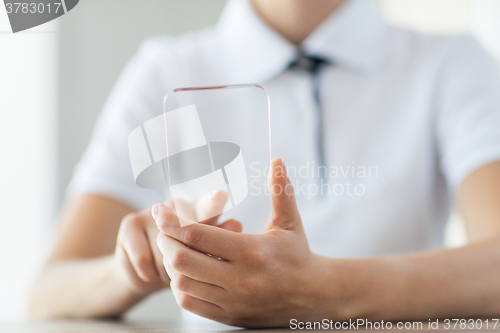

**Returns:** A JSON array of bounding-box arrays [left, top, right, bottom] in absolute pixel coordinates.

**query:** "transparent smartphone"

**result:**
[[161, 84, 271, 228]]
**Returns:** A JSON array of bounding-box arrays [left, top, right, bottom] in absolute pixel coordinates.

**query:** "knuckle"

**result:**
[[181, 227, 202, 246], [175, 274, 190, 292], [177, 292, 192, 310], [170, 249, 189, 271], [245, 247, 268, 268], [123, 213, 140, 228], [135, 254, 153, 269]]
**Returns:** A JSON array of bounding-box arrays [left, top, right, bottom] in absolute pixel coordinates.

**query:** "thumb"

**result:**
[[268, 158, 302, 231]]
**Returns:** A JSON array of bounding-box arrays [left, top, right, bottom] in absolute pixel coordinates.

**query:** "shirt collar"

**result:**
[[215, 0, 389, 83], [302, 0, 390, 72]]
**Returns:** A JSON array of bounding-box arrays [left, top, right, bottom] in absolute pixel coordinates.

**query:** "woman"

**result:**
[[28, 0, 500, 327]]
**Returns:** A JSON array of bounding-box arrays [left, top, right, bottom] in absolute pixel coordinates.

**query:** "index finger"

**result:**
[[153, 204, 246, 261], [195, 190, 229, 225]]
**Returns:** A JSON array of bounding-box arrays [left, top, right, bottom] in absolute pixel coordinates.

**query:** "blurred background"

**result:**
[[1, 0, 500, 321]]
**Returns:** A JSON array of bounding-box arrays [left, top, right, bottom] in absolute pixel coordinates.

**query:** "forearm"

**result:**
[[316, 238, 500, 321], [27, 255, 147, 319]]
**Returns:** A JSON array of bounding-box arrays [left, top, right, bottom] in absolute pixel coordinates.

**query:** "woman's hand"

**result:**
[[114, 191, 242, 295], [114, 208, 169, 294], [155, 158, 331, 327]]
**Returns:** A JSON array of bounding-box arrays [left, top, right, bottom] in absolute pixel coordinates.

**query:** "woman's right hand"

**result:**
[[114, 190, 242, 295]]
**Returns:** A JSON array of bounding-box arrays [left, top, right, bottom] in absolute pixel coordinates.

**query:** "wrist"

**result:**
[[293, 254, 343, 320], [300, 255, 402, 322], [323, 256, 410, 321]]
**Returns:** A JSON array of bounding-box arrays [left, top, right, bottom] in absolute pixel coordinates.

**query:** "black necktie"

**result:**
[[289, 54, 329, 178]]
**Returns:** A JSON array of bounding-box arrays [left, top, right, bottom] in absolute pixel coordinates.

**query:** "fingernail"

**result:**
[[212, 189, 222, 196], [282, 160, 287, 178], [151, 204, 159, 220]]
